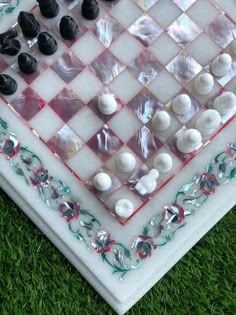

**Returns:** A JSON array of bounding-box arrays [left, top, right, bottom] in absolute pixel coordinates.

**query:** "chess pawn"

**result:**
[[153, 153, 173, 173], [115, 199, 134, 218], [0, 38, 21, 56], [151, 111, 170, 131], [172, 94, 191, 115], [213, 91, 236, 115], [0, 74, 17, 95], [36, 0, 59, 18], [18, 11, 40, 38], [18, 53, 38, 74], [116, 152, 136, 173], [98, 94, 117, 115], [194, 73, 214, 95], [0, 28, 17, 46], [38, 32, 57, 55], [176, 129, 202, 153], [82, 0, 99, 20], [135, 169, 159, 195], [60, 16, 79, 40], [195, 109, 221, 136], [93, 173, 112, 192], [211, 53, 232, 77]]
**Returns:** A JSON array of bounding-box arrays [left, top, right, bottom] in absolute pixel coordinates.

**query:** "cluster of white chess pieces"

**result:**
[[93, 52, 236, 219]]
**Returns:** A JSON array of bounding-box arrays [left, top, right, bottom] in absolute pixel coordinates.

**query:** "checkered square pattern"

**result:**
[[1, 0, 235, 224]]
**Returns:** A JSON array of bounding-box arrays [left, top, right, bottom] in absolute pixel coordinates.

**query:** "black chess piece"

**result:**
[[60, 16, 79, 40], [0, 74, 17, 95], [0, 38, 21, 56], [18, 11, 40, 38], [18, 53, 38, 74], [0, 28, 17, 46], [81, 0, 99, 20], [38, 32, 58, 55], [36, 0, 59, 18]]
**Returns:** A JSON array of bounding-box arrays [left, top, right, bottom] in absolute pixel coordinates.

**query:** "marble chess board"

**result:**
[[0, 0, 235, 314]]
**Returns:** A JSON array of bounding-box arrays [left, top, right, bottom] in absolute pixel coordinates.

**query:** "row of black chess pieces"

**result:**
[[0, 0, 114, 95]]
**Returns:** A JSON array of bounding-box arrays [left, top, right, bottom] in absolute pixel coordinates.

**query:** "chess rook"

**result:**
[[18, 53, 38, 74], [177, 129, 202, 153], [38, 32, 58, 55], [172, 94, 191, 115], [82, 0, 99, 20], [211, 53, 232, 77], [194, 73, 214, 95], [213, 91, 236, 115], [153, 153, 173, 173], [60, 16, 79, 40], [115, 199, 134, 219], [36, 0, 59, 18], [195, 109, 221, 136], [0, 74, 17, 95], [151, 111, 170, 131], [18, 11, 40, 38]]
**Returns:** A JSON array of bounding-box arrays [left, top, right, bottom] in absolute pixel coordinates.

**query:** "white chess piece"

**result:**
[[153, 153, 173, 173], [211, 53, 232, 77], [213, 91, 236, 115], [115, 199, 134, 218], [194, 73, 214, 95], [116, 152, 136, 173], [135, 169, 159, 195], [151, 111, 170, 131], [93, 173, 112, 191], [195, 109, 221, 136], [177, 129, 202, 153], [172, 94, 191, 115], [98, 94, 117, 115]]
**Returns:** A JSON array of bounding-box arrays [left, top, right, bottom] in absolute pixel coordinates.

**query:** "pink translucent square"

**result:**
[[51, 51, 85, 84], [128, 14, 163, 47], [87, 92, 123, 123], [173, 0, 197, 11], [10, 87, 46, 121], [90, 50, 125, 84], [206, 14, 236, 48], [94, 14, 125, 48], [128, 50, 163, 85], [166, 52, 202, 84], [47, 125, 84, 161], [166, 14, 202, 48], [85, 166, 122, 203], [87, 125, 123, 162], [127, 88, 163, 124], [49, 88, 84, 123], [127, 125, 162, 161]]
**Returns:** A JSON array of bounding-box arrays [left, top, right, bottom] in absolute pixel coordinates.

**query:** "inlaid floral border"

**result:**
[[0, 116, 235, 280], [0, 0, 19, 16]]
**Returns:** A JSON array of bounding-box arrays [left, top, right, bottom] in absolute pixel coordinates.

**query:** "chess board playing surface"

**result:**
[[0, 0, 236, 314]]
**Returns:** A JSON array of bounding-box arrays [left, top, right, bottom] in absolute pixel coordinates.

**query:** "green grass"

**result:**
[[0, 189, 235, 315]]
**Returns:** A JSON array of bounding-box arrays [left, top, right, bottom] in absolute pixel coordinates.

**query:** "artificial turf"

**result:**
[[0, 188, 235, 315]]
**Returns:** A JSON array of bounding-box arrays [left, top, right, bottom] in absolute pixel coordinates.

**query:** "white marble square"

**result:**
[[68, 107, 103, 142], [187, 0, 220, 28], [212, 0, 236, 22], [108, 107, 142, 142], [67, 145, 102, 180], [148, 70, 182, 103], [109, 69, 142, 103], [69, 69, 103, 103], [71, 32, 105, 65], [186, 33, 222, 67], [149, 33, 181, 66], [110, 32, 143, 65], [149, 0, 182, 29], [110, 0, 143, 28], [31, 68, 65, 103], [29, 106, 64, 141]]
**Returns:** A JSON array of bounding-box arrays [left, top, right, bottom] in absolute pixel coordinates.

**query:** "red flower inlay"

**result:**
[[58, 199, 80, 222], [91, 230, 115, 253], [0, 137, 20, 159], [132, 235, 157, 260], [199, 173, 220, 196], [162, 203, 185, 225], [30, 167, 51, 188]]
